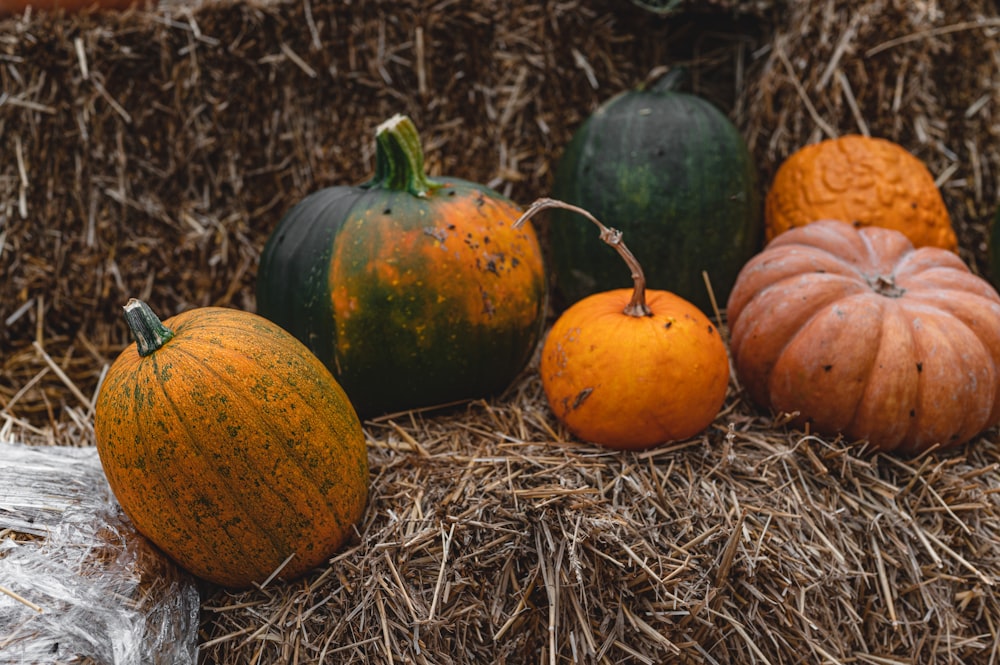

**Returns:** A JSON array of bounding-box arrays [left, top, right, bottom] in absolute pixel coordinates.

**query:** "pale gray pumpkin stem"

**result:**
[[123, 298, 175, 357]]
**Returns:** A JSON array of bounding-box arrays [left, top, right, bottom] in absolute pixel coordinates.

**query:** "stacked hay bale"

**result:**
[[3, 1, 1000, 663], [0, 0, 759, 424]]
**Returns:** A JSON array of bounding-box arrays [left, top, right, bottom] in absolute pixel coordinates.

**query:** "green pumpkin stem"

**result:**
[[514, 198, 652, 317], [123, 298, 175, 357], [367, 114, 443, 198], [642, 65, 687, 93]]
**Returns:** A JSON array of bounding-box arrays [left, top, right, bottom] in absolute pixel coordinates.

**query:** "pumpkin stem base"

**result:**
[[368, 114, 443, 198], [123, 299, 176, 357], [868, 274, 906, 298]]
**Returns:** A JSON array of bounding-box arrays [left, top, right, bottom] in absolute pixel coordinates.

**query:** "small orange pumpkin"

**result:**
[[516, 199, 730, 450], [94, 299, 369, 588], [765, 135, 957, 251], [727, 219, 1000, 455]]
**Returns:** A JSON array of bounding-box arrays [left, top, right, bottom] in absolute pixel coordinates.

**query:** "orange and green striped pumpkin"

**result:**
[[94, 299, 369, 588], [256, 114, 547, 418]]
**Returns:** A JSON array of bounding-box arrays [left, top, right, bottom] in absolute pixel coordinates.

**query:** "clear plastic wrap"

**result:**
[[0, 443, 200, 665]]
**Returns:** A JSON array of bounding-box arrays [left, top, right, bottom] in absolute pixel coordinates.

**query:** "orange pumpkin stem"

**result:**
[[123, 298, 175, 357], [514, 198, 652, 317]]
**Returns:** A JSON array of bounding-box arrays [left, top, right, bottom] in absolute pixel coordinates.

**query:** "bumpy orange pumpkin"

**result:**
[[765, 135, 957, 251], [728, 220, 1000, 454], [516, 199, 730, 450], [94, 299, 369, 588]]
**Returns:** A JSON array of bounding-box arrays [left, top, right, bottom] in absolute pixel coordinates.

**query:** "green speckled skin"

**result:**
[[990, 206, 1000, 290], [94, 305, 368, 588]]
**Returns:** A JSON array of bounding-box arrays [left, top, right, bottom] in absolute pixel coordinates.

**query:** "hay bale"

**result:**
[[0, 0, 761, 425], [741, 0, 1000, 269], [3, 1, 1000, 663]]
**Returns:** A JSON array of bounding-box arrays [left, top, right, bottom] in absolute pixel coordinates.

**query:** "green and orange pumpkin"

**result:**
[[257, 114, 547, 417], [94, 299, 369, 588]]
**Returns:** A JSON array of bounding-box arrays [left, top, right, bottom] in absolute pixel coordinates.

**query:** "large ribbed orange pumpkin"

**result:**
[[727, 220, 1000, 454], [765, 135, 957, 251], [94, 299, 369, 588]]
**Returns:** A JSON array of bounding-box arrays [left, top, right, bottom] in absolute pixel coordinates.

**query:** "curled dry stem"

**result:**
[[513, 197, 652, 317]]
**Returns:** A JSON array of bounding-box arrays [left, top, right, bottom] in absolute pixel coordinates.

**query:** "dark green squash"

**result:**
[[990, 205, 1000, 290], [549, 76, 762, 314], [256, 115, 547, 418]]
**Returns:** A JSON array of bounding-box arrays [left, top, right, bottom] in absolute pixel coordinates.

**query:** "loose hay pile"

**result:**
[[3, 0, 1000, 663], [196, 378, 1000, 664]]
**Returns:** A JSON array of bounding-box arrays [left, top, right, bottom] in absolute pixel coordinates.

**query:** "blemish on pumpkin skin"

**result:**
[[823, 365, 833, 372], [568, 387, 593, 411], [423, 226, 448, 244], [916, 362, 923, 372], [481, 291, 496, 317]]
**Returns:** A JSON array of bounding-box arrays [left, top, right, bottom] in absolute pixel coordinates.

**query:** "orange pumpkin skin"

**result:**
[[765, 135, 957, 251], [727, 220, 1000, 454], [94, 302, 369, 588], [540, 288, 730, 450]]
